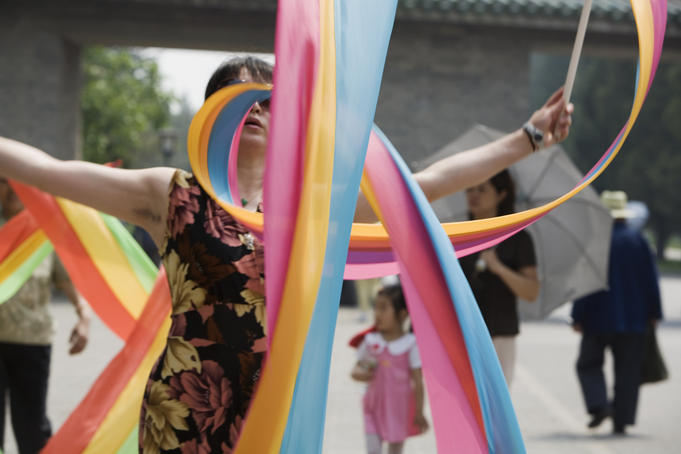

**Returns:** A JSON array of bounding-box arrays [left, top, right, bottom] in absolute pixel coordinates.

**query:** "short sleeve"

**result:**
[[515, 230, 536, 269], [164, 170, 203, 247], [357, 340, 370, 362], [408, 341, 421, 369]]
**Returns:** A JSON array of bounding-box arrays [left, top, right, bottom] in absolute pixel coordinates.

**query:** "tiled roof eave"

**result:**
[[395, 10, 680, 36]]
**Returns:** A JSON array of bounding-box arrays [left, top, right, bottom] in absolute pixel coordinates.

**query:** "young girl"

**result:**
[[351, 284, 428, 454]]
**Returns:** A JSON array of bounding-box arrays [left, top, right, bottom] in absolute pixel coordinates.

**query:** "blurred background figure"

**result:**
[[459, 170, 539, 386], [132, 225, 161, 266], [624, 200, 650, 232], [0, 178, 90, 454], [351, 283, 428, 454], [354, 278, 381, 323], [422, 124, 612, 322], [339, 280, 359, 309], [571, 190, 663, 435]]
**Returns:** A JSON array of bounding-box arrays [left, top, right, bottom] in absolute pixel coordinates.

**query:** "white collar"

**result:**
[[364, 332, 416, 356]]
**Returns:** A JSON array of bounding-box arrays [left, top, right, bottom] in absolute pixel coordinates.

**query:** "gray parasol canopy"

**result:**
[[416, 125, 612, 320]]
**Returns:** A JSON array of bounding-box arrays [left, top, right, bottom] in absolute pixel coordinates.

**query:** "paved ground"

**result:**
[[3, 276, 680, 453]]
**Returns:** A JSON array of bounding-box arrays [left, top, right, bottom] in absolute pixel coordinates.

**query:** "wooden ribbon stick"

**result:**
[[564, 0, 593, 104]]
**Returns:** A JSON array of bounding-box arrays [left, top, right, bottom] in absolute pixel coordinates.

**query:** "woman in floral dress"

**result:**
[[0, 56, 572, 452], [139, 170, 267, 453], [138, 58, 273, 453]]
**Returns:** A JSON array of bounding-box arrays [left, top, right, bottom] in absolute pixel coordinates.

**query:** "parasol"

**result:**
[[417, 124, 613, 319]]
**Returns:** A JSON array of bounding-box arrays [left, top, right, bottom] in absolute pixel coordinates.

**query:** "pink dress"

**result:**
[[359, 332, 421, 442]]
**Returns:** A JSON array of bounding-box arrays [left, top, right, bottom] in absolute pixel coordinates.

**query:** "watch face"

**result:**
[[534, 132, 543, 141]]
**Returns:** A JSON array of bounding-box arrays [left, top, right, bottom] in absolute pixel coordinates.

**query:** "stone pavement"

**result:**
[[3, 276, 680, 453]]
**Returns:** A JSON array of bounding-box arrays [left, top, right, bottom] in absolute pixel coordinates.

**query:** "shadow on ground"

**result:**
[[529, 431, 654, 442]]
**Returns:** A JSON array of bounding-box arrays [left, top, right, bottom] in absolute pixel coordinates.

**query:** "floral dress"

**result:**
[[139, 171, 266, 454]]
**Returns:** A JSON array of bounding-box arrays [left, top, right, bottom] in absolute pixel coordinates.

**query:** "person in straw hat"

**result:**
[[571, 190, 663, 435]]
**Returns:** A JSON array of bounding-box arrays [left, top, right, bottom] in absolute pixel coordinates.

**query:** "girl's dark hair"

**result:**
[[204, 56, 274, 100], [490, 169, 516, 216], [377, 284, 407, 316]]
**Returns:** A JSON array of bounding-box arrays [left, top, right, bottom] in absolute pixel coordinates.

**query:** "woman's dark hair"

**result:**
[[204, 56, 274, 100], [377, 284, 407, 317], [490, 169, 516, 216]]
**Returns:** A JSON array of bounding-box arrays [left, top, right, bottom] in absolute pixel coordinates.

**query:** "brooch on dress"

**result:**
[[239, 232, 256, 251]]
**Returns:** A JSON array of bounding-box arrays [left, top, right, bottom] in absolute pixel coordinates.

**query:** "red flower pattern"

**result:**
[[204, 199, 244, 247], [169, 360, 232, 436], [168, 183, 201, 238]]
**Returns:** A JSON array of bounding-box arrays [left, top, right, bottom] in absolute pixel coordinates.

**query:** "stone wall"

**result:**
[[2, 0, 677, 163], [377, 21, 533, 166], [0, 11, 81, 160]]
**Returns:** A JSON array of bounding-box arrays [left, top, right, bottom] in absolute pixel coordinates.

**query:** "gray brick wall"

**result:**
[[376, 22, 532, 167], [0, 16, 81, 160], [2, 0, 677, 164]]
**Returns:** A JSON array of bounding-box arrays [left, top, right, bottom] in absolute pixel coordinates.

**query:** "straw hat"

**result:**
[[601, 190, 634, 219]]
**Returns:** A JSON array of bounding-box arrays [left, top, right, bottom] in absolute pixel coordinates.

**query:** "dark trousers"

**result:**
[[576, 332, 645, 428], [0, 342, 52, 454]]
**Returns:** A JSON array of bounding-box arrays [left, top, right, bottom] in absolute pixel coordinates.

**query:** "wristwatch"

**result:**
[[522, 122, 544, 151]]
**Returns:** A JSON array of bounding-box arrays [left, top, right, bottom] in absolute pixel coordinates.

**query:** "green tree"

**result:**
[[531, 53, 681, 257], [167, 96, 195, 171], [81, 47, 175, 167]]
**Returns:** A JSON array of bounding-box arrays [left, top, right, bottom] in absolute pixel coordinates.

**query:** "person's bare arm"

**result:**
[[411, 368, 429, 433], [354, 87, 573, 223], [54, 277, 91, 354], [0, 137, 175, 246], [482, 247, 540, 301], [351, 361, 375, 382], [353, 130, 536, 223], [414, 129, 535, 203], [52, 256, 91, 355], [498, 265, 539, 302]]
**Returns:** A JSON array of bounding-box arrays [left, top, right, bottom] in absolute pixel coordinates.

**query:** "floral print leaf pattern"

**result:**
[[221, 415, 244, 454], [142, 381, 190, 454], [237, 289, 266, 330], [162, 337, 202, 379], [236, 353, 262, 415], [166, 250, 207, 315], [176, 236, 236, 289], [168, 174, 201, 239], [205, 317, 225, 344], [141, 171, 266, 453]]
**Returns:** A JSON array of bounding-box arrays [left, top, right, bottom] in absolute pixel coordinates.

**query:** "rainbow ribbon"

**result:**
[[187, 0, 666, 452], [345, 0, 666, 280], [188, 1, 399, 451], [361, 127, 521, 451], [0, 182, 166, 453], [42, 272, 170, 454], [10, 181, 157, 340], [0, 210, 53, 303]]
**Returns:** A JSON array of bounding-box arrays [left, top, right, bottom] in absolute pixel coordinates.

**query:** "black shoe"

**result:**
[[613, 424, 627, 435], [587, 408, 611, 429]]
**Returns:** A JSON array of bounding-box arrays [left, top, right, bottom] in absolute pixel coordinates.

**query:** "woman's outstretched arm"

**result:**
[[354, 87, 573, 223], [0, 137, 175, 246]]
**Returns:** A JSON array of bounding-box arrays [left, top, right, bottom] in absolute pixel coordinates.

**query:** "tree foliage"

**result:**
[[531, 53, 681, 256], [81, 47, 175, 167]]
